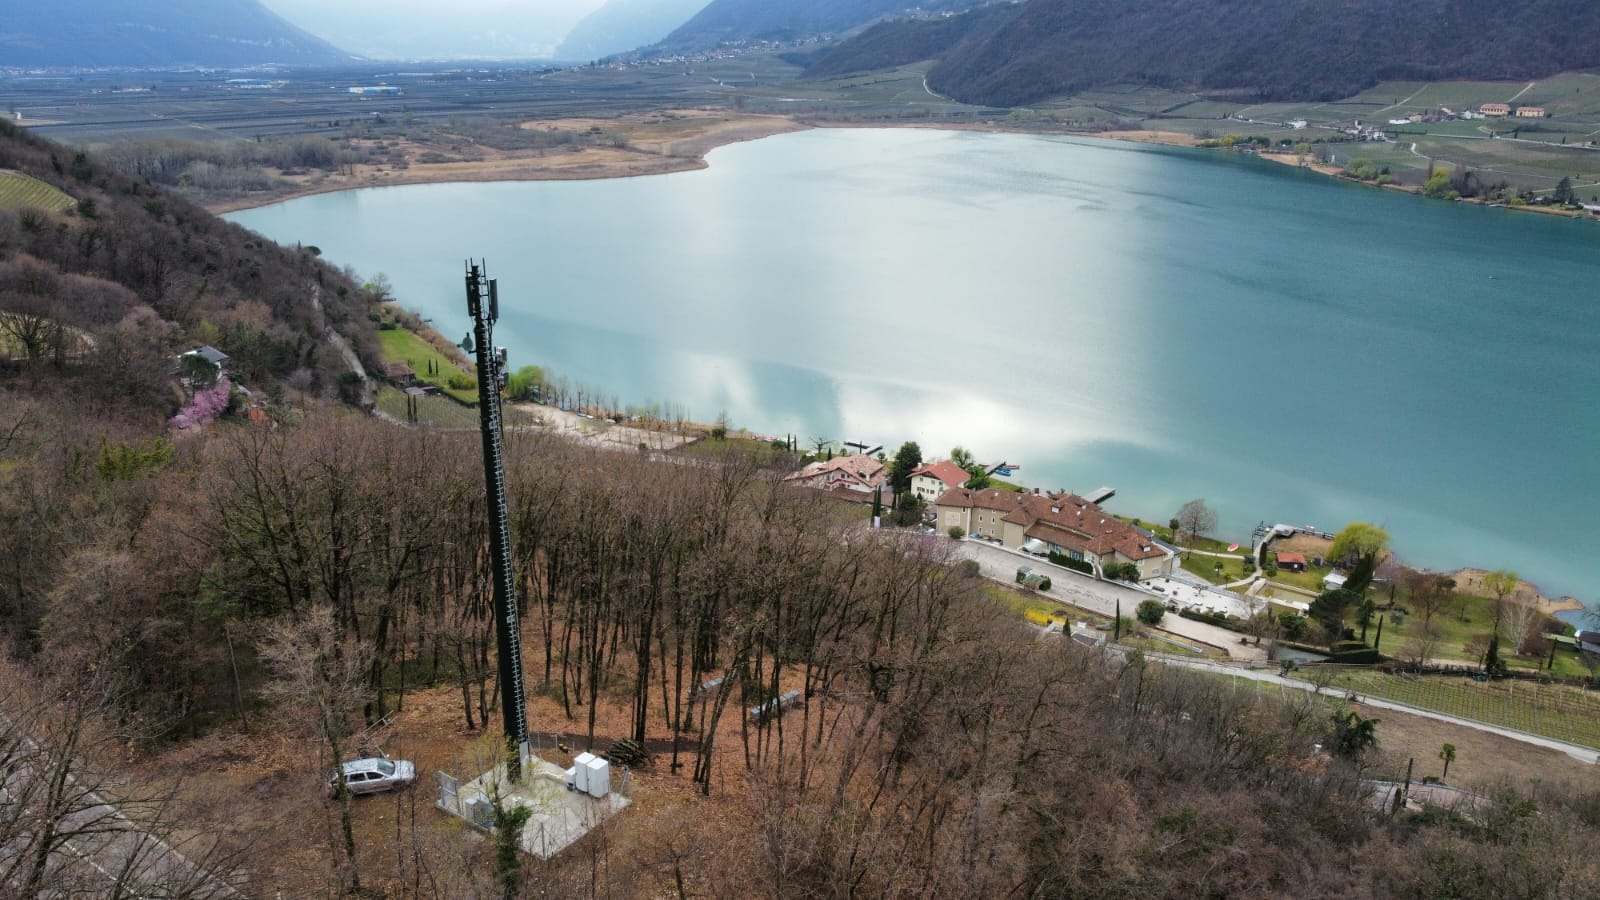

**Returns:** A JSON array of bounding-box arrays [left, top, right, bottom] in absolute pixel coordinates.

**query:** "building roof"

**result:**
[[935, 488, 1167, 562], [783, 453, 886, 487], [186, 345, 229, 365], [1277, 552, 1307, 565], [910, 460, 969, 490], [933, 486, 1025, 512]]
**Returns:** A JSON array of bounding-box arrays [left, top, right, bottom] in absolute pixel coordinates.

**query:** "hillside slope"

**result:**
[[659, 0, 987, 52], [806, 0, 1600, 106], [0, 0, 354, 68], [556, 0, 712, 61], [0, 119, 378, 417]]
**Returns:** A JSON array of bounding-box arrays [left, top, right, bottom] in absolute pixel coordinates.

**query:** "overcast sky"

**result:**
[[260, 0, 609, 60]]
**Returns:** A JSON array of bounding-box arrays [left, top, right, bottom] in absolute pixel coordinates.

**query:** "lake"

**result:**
[[226, 128, 1600, 601]]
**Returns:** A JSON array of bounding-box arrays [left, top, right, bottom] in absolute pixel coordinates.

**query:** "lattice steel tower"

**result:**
[[464, 261, 529, 778]]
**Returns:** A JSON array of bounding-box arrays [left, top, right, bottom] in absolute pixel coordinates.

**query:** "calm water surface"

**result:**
[[227, 129, 1600, 600]]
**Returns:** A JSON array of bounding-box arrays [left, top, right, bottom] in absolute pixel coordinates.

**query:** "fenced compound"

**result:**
[[1295, 668, 1600, 750], [434, 751, 631, 859]]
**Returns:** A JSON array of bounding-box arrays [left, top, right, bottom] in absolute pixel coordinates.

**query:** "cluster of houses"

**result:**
[[1477, 103, 1545, 118], [1337, 103, 1548, 139], [782, 453, 1178, 581]]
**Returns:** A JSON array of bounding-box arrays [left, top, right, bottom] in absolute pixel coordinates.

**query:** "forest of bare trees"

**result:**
[[5, 394, 1600, 896], [4, 114, 1600, 897]]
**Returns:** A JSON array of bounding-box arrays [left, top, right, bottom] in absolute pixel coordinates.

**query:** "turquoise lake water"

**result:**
[[226, 128, 1600, 601]]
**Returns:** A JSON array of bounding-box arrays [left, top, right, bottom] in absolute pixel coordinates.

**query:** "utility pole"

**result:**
[[465, 261, 529, 779]]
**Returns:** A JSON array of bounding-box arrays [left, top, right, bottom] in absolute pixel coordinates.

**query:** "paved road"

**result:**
[[0, 714, 241, 897], [1160, 657, 1600, 765], [951, 538, 1600, 765], [953, 539, 1269, 662]]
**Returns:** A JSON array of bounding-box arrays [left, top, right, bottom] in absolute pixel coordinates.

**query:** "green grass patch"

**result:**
[[1294, 668, 1600, 750], [376, 327, 477, 404], [674, 434, 791, 463], [985, 584, 1080, 623], [0, 170, 75, 213], [1259, 566, 1332, 593], [1179, 552, 1252, 585], [1376, 591, 1572, 670]]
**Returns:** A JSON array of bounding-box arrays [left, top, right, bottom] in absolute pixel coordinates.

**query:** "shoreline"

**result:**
[[251, 115, 1585, 606], [207, 115, 1594, 225], [206, 112, 809, 215]]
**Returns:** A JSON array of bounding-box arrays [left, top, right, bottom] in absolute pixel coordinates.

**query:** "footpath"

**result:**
[[953, 538, 1599, 765]]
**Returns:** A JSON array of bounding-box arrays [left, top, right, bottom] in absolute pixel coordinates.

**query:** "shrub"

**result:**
[[1136, 599, 1165, 626], [948, 526, 965, 540], [447, 373, 476, 391], [1047, 551, 1094, 575], [1278, 612, 1308, 641], [1107, 562, 1142, 581], [1180, 608, 1234, 629], [1330, 646, 1381, 665]]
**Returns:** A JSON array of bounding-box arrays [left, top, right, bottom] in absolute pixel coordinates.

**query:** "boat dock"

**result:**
[[1086, 486, 1116, 504]]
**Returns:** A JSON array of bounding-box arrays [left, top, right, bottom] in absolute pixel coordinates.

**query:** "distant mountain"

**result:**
[[0, 0, 354, 68], [806, 0, 1600, 106], [557, 0, 712, 62], [658, 0, 988, 53]]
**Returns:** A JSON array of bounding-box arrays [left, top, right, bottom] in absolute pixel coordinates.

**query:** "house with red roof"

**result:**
[[781, 453, 887, 496], [934, 487, 1176, 579], [1276, 551, 1307, 572], [909, 460, 970, 505]]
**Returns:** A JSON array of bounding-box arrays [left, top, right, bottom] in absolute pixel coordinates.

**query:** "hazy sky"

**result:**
[[260, 0, 609, 60]]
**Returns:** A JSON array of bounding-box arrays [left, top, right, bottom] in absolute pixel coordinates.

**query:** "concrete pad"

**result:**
[[437, 757, 631, 859]]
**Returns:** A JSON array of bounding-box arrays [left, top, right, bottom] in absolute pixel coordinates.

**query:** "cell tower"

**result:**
[[464, 261, 529, 778]]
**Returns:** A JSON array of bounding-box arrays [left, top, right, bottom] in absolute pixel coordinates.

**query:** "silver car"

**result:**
[[329, 757, 416, 796]]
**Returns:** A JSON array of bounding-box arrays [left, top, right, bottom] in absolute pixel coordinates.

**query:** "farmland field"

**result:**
[[0, 170, 74, 212]]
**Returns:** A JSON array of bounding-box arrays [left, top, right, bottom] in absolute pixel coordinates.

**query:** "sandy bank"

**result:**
[[206, 111, 807, 215]]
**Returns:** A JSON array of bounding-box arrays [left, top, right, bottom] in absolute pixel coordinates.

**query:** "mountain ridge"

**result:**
[[1, 0, 355, 69], [803, 0, 1600, 106], [658, 0, 988, 54], [557, 0, 712, 62]]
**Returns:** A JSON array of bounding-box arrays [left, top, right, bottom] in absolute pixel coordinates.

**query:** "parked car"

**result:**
[[329, 757, 416, 796]]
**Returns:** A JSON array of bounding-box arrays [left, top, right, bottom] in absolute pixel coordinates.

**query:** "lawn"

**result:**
[[1178, 550, 1255, 585], [376, 326, 477, 404], [0, 170, 75, 213], [674, 434, 790, 464], [1294, 668, 1600, 751], [1374, 591, 1571, 671]]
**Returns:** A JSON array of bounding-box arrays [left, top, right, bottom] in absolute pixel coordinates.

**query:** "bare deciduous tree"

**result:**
[[257, 606, 373, 895], [1175, 498, 1217, 547], [0, 661, 244, 897]]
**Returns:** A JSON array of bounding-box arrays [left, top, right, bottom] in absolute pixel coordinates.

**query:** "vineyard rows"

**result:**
[[0, 170, 75, 213]]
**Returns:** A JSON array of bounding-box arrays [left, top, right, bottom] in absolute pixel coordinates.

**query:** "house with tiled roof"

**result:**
[[909, 460, 970, 505], [782, 453, 887, 495], [932, 486, 1023, 542], [934, 487, 1175, 579]]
